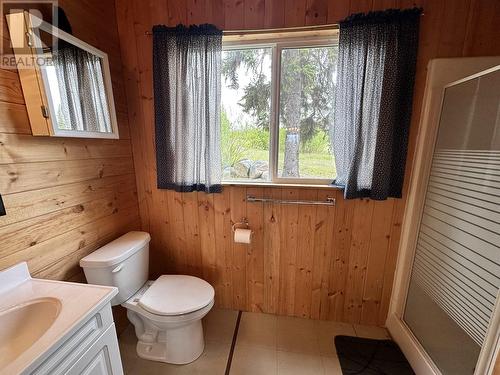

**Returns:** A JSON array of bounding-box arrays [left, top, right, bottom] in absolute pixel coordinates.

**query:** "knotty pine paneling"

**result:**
[[0, 0, 139, 288], [115, 0, 500, 325]]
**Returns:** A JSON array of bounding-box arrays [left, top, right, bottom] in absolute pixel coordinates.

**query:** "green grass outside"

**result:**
[[233, 148, 337, 180]]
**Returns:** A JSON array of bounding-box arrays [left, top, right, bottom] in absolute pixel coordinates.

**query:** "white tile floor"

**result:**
[[119, 308, 391, 375], [119, 308, 238, 375]]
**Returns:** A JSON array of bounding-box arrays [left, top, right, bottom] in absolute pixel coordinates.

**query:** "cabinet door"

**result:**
[[80, 348, 113, 375], [68, 324, 123, 375]]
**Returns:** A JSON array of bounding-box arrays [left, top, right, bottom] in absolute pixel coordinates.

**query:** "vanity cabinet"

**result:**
[[66, 325, 122, 375], [29, 303, 123, 375]]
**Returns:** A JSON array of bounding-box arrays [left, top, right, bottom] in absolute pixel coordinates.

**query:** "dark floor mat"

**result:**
[[334, 335, 414, 375]]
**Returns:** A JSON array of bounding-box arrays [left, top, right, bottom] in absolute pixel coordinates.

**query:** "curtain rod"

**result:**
[[144, 24, 339, 36], [144, 11, 425, 36]]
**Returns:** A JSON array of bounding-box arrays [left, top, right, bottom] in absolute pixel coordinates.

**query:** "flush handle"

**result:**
[[112, 264, 123, 273]]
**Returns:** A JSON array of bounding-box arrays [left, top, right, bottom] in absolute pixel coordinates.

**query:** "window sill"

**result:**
[[221, 181, 342, 190]]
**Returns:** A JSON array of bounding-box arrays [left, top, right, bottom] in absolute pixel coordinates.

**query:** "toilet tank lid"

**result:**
[[80, 231, 151, 268]]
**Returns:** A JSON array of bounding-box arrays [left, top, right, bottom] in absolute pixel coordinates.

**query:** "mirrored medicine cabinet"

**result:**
[[5, 11, 119, 139]]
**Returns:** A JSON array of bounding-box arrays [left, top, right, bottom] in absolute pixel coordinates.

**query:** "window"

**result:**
[[221, 33, 338, 185]]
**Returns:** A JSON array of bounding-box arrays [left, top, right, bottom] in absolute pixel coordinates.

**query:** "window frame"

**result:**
[[222, 32, 339, 186]]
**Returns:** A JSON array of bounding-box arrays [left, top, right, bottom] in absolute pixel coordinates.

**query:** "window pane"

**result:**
[[277, 46, 337, 180], [221, 47, 272, 182]]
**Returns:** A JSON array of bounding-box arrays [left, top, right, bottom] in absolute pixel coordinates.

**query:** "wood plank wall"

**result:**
[[0, 0, 140, 283], [115, 0, 500, 326]]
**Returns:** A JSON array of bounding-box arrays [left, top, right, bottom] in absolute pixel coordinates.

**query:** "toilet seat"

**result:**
[[138, 275, 215, 316]]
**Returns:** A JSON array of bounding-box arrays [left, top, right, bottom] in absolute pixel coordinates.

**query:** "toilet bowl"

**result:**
[[79, 231, 215, 364], [123, 278, 214, 364]]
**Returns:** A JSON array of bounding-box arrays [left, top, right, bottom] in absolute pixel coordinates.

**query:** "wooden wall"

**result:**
[[0, 0, 140, 283], [115, 0, 500, 326]]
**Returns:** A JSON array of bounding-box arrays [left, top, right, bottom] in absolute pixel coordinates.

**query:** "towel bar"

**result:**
[[246, 195, 335, 206]]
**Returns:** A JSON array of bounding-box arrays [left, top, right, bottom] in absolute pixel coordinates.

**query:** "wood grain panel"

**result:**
[[244, 0, 266, 28], [294, 189, 317, 318], [246, 186, 265, 312], [115, 0, 154, 236], [187, 0, 211, 24], [278, 188, 299, 316], [167, 0, 188, 25], [0, 69, 24, 104], [328, 190, 354, 321], [224, 0, 245, 29], [262, 188, 281, 313], [0, 174, 136, 227], [33, 217, 140, 281], [349, 0, 374, 15], [1, 157, 134, 194], [183, 192, 203, 277], [285, 0, 307, 26], [0, 102, 30, 134], [230, 186, 248, 310], [0, 134, 132, 164], [115, 0, 500, 325], [116, 111, 131, 140], [327, 0, 350, 23], [211, 0, 226, 29], [305, 0, 328, 25], [361, 200, 394, 325], [198, 192, 217, 289], [311, 189, 336, 319], [1, 186, 137, 258], [213, 188, 234, 308], [463, 0, 500, 56], [264, 0, 285, 28], [0, 204, 139, 274], [343, 198, 374, 322], [0, 0, 139, 295]]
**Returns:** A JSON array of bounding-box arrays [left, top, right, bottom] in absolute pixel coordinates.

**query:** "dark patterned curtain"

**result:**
[[153, 24, 222, 193], [333, 8, 422, 200]]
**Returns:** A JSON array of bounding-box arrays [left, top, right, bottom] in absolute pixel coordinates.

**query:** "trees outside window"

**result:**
[[221, 38, 338, 184]]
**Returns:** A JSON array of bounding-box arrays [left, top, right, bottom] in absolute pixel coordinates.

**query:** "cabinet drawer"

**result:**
[[32, 305, 114, 375]]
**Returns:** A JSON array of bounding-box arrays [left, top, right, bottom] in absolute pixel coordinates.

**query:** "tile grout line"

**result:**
[[225, 310, 242, 375]]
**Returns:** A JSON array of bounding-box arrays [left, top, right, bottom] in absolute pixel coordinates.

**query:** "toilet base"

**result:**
[[123, 296, 214, 365], [135, 319, 205, 364]]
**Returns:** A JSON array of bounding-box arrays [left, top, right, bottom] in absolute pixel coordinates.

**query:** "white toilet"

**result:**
[[79, 231, 214, 364]]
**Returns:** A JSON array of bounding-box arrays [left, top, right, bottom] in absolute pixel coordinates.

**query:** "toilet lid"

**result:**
[[138, 275, 214, 316]]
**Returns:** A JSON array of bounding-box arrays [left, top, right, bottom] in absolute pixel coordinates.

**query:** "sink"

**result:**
[[0, 297, 61, 367]]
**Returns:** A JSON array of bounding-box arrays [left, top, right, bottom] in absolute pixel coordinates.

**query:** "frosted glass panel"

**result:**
[[404, 68, 500, 374]]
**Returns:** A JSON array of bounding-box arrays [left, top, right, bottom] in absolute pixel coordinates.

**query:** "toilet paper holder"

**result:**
[[231, 217, 251, 233]]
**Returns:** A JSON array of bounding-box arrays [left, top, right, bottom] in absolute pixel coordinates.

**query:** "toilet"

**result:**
[[79, 231, 214, 364]]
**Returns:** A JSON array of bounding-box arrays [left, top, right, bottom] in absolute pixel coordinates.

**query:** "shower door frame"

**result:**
[[386, 57, 500, 375]]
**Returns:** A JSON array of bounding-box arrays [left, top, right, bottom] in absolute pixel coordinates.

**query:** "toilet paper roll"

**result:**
[[234, 228, 252, 244]]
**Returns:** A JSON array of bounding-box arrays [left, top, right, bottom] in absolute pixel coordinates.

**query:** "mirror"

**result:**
[[5, 11, 119, 139]]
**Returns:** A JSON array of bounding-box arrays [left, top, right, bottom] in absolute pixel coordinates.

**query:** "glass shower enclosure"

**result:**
[[403, 67, 500, 374]]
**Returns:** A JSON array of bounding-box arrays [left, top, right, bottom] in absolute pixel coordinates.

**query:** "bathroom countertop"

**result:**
[[0, 265, 117, 375]]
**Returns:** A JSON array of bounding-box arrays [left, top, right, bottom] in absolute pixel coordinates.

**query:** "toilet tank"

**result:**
[[80, 231, 151, 305]]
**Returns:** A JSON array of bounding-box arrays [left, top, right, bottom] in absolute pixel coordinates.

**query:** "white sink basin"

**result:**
[[0, 297, 61, 367]]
